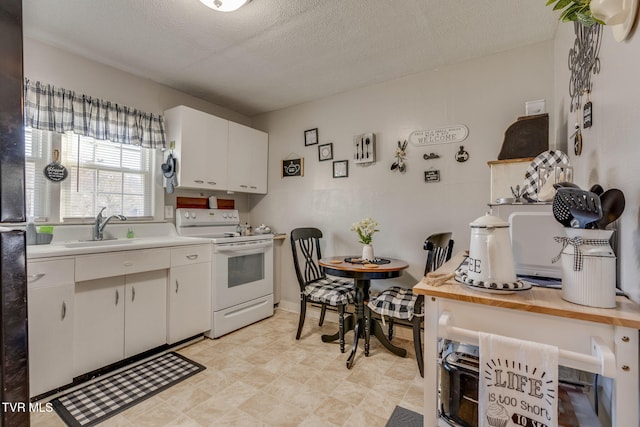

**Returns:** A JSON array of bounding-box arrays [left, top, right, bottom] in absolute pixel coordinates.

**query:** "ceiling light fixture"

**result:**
[[199, 0, 251, 12]]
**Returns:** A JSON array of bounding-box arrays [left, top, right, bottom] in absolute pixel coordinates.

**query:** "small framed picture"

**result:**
[[282, 158, 304, 177], [304, 128, 318, 146], [318, 143, 333, 161], [333, 160, 348, 178]]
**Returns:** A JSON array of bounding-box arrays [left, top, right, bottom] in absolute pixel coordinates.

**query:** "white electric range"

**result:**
[[175, 208, 274, 338]]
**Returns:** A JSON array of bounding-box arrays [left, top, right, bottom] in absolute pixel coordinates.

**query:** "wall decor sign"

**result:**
[[455, 146, 469, 163], [568, 22, 602, 112], [43, 149, 68, 182], [282, 158, 304, 177], [304, 128, 318, 146], [353, 133, 376, 164], [333, 160, 348, 178], [318, 143, 333, 161], [424, 169, 440, 183], [409, 125, 469, 146]]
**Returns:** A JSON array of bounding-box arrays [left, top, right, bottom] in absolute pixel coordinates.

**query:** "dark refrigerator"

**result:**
[[1, 0, 30, 426]]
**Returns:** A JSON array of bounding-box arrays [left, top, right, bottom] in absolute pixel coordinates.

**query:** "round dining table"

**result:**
[[318, 256, 409, 369]]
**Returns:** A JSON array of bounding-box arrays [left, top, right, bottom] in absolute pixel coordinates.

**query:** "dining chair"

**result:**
[[365, 232, 454, 377], [290, 227, 356, 352]]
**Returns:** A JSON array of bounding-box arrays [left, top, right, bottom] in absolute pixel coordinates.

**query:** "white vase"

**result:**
[[362, 244, 374, 261]]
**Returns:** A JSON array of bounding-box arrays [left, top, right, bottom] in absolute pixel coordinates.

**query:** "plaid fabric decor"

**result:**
[[552, 236, 612, 271], [52, 352, 204, 427], [368, 286, 419, 321], [521, 150, 570, 201], [304, 277, 355, 306], [24, 79, 166, 149]]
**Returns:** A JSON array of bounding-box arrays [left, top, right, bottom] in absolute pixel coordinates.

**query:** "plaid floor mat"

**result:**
[[51, 352, 205, 427]]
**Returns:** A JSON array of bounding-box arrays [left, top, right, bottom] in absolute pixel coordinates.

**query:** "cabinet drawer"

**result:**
[[171, 245, 211, 267], [76, 248, 170, 281], [27, 259, 75, 288]]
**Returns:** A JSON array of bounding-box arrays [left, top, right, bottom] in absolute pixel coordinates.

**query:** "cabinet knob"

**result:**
[[240, 184, 248, 188], [132, 286, 136, 302], [207, 181, 217, 185], [124, 261, 133, 267], [186, 254, 199, 260], [115, 289, 120, 305], [194, 180, 204, 184], [61, 301, 67, 320], [175, 280, 179, 293]]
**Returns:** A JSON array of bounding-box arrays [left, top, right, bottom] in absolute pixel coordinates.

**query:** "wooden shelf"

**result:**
[[486, 157, 534, 166]]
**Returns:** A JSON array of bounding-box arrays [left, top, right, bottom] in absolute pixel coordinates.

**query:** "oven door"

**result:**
[[212, 239, 274, 311]]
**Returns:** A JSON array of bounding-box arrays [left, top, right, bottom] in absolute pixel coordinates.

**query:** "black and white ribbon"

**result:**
[[552, 236, 610, 271]]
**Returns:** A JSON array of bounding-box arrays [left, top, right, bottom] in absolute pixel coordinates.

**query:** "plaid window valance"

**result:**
[[24, 79, 166, 149]]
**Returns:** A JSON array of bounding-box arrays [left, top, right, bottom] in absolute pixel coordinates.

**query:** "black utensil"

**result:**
[[595, 188, 625, 229], [552, 192, 573, 226], [555, 188, 602, 228], [589, 184, 604, 196], [552, 181, 580, 190]]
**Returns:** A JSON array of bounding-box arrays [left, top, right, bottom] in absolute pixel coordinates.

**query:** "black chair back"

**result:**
[[423, 232, 454, 275], [290, 227, 326, 291]]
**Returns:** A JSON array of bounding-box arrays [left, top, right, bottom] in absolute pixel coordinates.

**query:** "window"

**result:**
[[25, 127, 155, 222], [25, 127, 52, 221]]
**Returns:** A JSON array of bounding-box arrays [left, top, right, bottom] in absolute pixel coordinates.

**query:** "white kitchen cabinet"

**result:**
[[227, 121, 268, 194], [124, 270, 167, 358], [74, 248, 171, 376], [164, 105, 229, 191], [167, 245, 211, 344], [74, 276, 125, 376], [27, 259, 75, 397]]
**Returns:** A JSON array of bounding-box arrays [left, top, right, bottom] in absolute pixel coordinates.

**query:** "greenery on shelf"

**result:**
[[546, 0, 604, 26]]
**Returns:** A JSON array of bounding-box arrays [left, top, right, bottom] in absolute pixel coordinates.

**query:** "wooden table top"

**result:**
[[413, 251, 640, 329], [319, 256, 408, 273]]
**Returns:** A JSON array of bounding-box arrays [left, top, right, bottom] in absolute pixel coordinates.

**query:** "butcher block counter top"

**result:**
[[413, 251, 640, 329]]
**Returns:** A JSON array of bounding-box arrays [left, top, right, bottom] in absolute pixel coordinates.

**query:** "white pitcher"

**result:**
[[468, 213, 517, 285]]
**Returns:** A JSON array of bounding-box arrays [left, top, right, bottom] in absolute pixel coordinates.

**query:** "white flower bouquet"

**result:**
[[351, 217, 379, 245]]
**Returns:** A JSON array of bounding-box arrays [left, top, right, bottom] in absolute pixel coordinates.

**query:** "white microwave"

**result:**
[[491, 203, 564, 279]]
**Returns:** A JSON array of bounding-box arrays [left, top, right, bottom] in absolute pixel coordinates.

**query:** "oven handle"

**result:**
[[215, 241, 272, 253]]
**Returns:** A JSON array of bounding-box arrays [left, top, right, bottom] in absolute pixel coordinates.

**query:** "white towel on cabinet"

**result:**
[[479, 332, 559, 427]]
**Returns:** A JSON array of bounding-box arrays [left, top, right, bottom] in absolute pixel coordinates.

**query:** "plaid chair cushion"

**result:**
[[367, 286, 419, 320], [303, 277, 355, 306]]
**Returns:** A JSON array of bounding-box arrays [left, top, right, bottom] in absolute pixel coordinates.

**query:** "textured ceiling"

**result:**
[[23, 0, 559, 116]]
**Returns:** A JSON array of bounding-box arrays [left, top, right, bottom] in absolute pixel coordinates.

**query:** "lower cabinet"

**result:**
[[27, 259, 75, 397], [167, 245, 211, 344], [74, 276, 126, 376], [74, 270, 168, 376], [124, 270, 167, 358], [28, 244, 210, 394]]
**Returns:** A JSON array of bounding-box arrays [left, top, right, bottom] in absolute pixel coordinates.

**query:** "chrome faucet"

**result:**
[[94, 207, 127, 240]]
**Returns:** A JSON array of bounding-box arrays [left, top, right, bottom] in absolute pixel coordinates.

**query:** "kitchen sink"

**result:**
[[63, 239, 136, 248]]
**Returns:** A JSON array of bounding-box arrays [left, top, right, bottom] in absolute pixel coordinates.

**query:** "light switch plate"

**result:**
[[164, 205, 173, 219]]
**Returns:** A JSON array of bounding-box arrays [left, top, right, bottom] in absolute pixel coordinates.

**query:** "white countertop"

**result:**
[[26, 222, 211, 260]]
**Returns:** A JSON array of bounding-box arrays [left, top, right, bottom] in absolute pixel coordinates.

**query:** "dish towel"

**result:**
[[479, 332, 559, 427]]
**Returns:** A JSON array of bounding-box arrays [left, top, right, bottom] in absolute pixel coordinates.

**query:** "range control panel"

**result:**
[[175, 208, 240, 227]]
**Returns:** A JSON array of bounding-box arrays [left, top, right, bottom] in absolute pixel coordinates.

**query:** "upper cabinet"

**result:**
[[163, 106, 268, 194], [164, 105, 229, 191], [227, 121, 268, 194]]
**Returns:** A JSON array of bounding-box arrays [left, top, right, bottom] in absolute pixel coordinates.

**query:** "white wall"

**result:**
[[552, 24, 640, 303], [251, 42, 555, 308]]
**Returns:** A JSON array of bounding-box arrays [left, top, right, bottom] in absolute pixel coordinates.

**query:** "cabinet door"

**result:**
[[228, 121, 268, 194], [165, 105, 228, 190], [28, 283, 74, 397], [74, 277, 125, 376], [124, 270, 167, 358], [167, 262, 211, 344]]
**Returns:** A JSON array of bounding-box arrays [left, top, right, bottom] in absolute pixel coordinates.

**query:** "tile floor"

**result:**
[[31, 309, 424, 426]]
